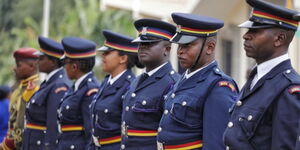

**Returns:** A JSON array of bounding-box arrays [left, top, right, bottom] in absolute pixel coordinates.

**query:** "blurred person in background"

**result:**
[[0, 48, 40, 150], [0, 85, 11, 143]]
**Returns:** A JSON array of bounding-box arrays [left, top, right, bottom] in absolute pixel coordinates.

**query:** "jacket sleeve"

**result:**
[[271, 85, 300, 149], [44, 83, 68, 149], [203, 80, 238, 150], [82, 87, 98, 149]]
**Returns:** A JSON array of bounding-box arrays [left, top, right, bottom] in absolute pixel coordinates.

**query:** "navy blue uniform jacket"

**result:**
[[23, 68, 70, 150], [91, 70, 135, 150], [224, 60, 300, 150], [57, 73, 99, 150], [121, 62, 180, 150], [157, 61, 238, 150]]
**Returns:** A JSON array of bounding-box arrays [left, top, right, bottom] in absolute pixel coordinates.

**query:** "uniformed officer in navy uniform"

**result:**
[[22, 36, 71, 150], [57, 37, 99, 150], [223, 0, 300, 149], [157, 13, 238, 150], [90, 30, 143, 150], [121, 19, 180, 149]]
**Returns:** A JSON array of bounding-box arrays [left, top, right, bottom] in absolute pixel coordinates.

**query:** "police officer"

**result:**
[[121, 19, 180, 149], [57, 37, 99, 150], [22, 36, 71, 150], [0, 48, 40, 150], [90, 30, 143, 150], [223, 0, 300, 149], [157, 13, 238, 150]]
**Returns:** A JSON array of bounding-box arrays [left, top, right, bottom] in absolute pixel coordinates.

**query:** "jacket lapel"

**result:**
[[135, 62, 172, 92], [240, 60, 292, 100], [175, 62, 217, 92]]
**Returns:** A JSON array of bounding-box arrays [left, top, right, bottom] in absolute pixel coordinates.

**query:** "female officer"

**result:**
[[23, 36, 70, 150], [57, 37, 99, 150], [90, 30, 143, 150]]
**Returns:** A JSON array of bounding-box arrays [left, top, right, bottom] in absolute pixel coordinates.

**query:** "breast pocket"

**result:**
[[61, 95, 82, 121], [132, 95, 160, 113], [170, 95, 202, 128], [237, 107, 264, 139]]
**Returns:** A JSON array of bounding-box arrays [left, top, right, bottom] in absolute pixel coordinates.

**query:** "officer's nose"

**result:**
[[243, 31, 251, 40]]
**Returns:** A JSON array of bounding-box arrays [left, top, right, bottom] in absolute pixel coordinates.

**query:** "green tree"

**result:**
[[0, 0, 136, 84]]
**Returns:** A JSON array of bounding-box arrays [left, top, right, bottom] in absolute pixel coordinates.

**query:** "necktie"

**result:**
[[137, 73, 149, 87], [244, 67, 257, 93]]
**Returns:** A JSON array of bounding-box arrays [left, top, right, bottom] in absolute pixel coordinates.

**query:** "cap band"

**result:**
[[179, 26, 218, 36], [252, 10, 298, 28], [104, 41, 138, 53], [65, 51, 96, 59], [139, 27, 173, 40], [40, 48, 63, 58]]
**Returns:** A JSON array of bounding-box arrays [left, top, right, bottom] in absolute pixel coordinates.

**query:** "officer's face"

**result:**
[[101, 50, 126, 74], [138, 40, 168, 70], [177, 38, 206, 69], [63, 58, 76, 80], [243, 28, 276, 64], [38, 55, 55, 73], [14, 59, 37, 80]]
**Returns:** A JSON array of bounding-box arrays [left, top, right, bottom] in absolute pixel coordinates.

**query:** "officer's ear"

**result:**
[[274, 32, 286, 47], [163, 41, 171, 56], [120, 54, 128, 65], [205, 37, 216, 55]]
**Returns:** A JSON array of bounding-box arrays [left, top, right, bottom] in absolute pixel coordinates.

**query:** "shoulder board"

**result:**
[[125, 74, 134, 82], [283, 69, 300, 83], [218, 81, 236, 92], [86, 88, 99, 96], [168, 70, 180, 81], [288, 86, 300, 94], [213, 68, 223, 76], [55, 86, 68, 93], [23, 81, 39, 102]]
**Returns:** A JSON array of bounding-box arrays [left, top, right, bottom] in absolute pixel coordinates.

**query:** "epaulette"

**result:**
[[22, 80, 39, 102], [168, 70, 180, 81], [213, 67, 223, 76], [218, 80, 236, 92]]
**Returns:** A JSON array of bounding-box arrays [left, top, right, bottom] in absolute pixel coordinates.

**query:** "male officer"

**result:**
[[157, 13, 238, 150], [57, 37, 99, 150], [22, 36, 71, 150], [121, 19, 180, 149], [0, 48, 40, 150], [223, 0, 300, 149]]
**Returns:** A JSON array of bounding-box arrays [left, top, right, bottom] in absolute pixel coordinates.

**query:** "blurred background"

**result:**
[[0, 0, 300, 87]]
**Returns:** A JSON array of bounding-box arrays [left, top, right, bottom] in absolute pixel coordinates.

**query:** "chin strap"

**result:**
[[191, 37, 207, 69]]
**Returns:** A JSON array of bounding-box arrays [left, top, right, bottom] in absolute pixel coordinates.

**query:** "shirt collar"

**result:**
[[256, 53, 289, 80], [45, 67, 62, 82], [74, 72, 92, 91], [184, 60, 215, 79], [145, 62, 168, 77], [107, 70, 127, 85]]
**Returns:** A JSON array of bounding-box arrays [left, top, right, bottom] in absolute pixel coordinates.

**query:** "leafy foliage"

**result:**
[[0, 0, 136, 84]]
